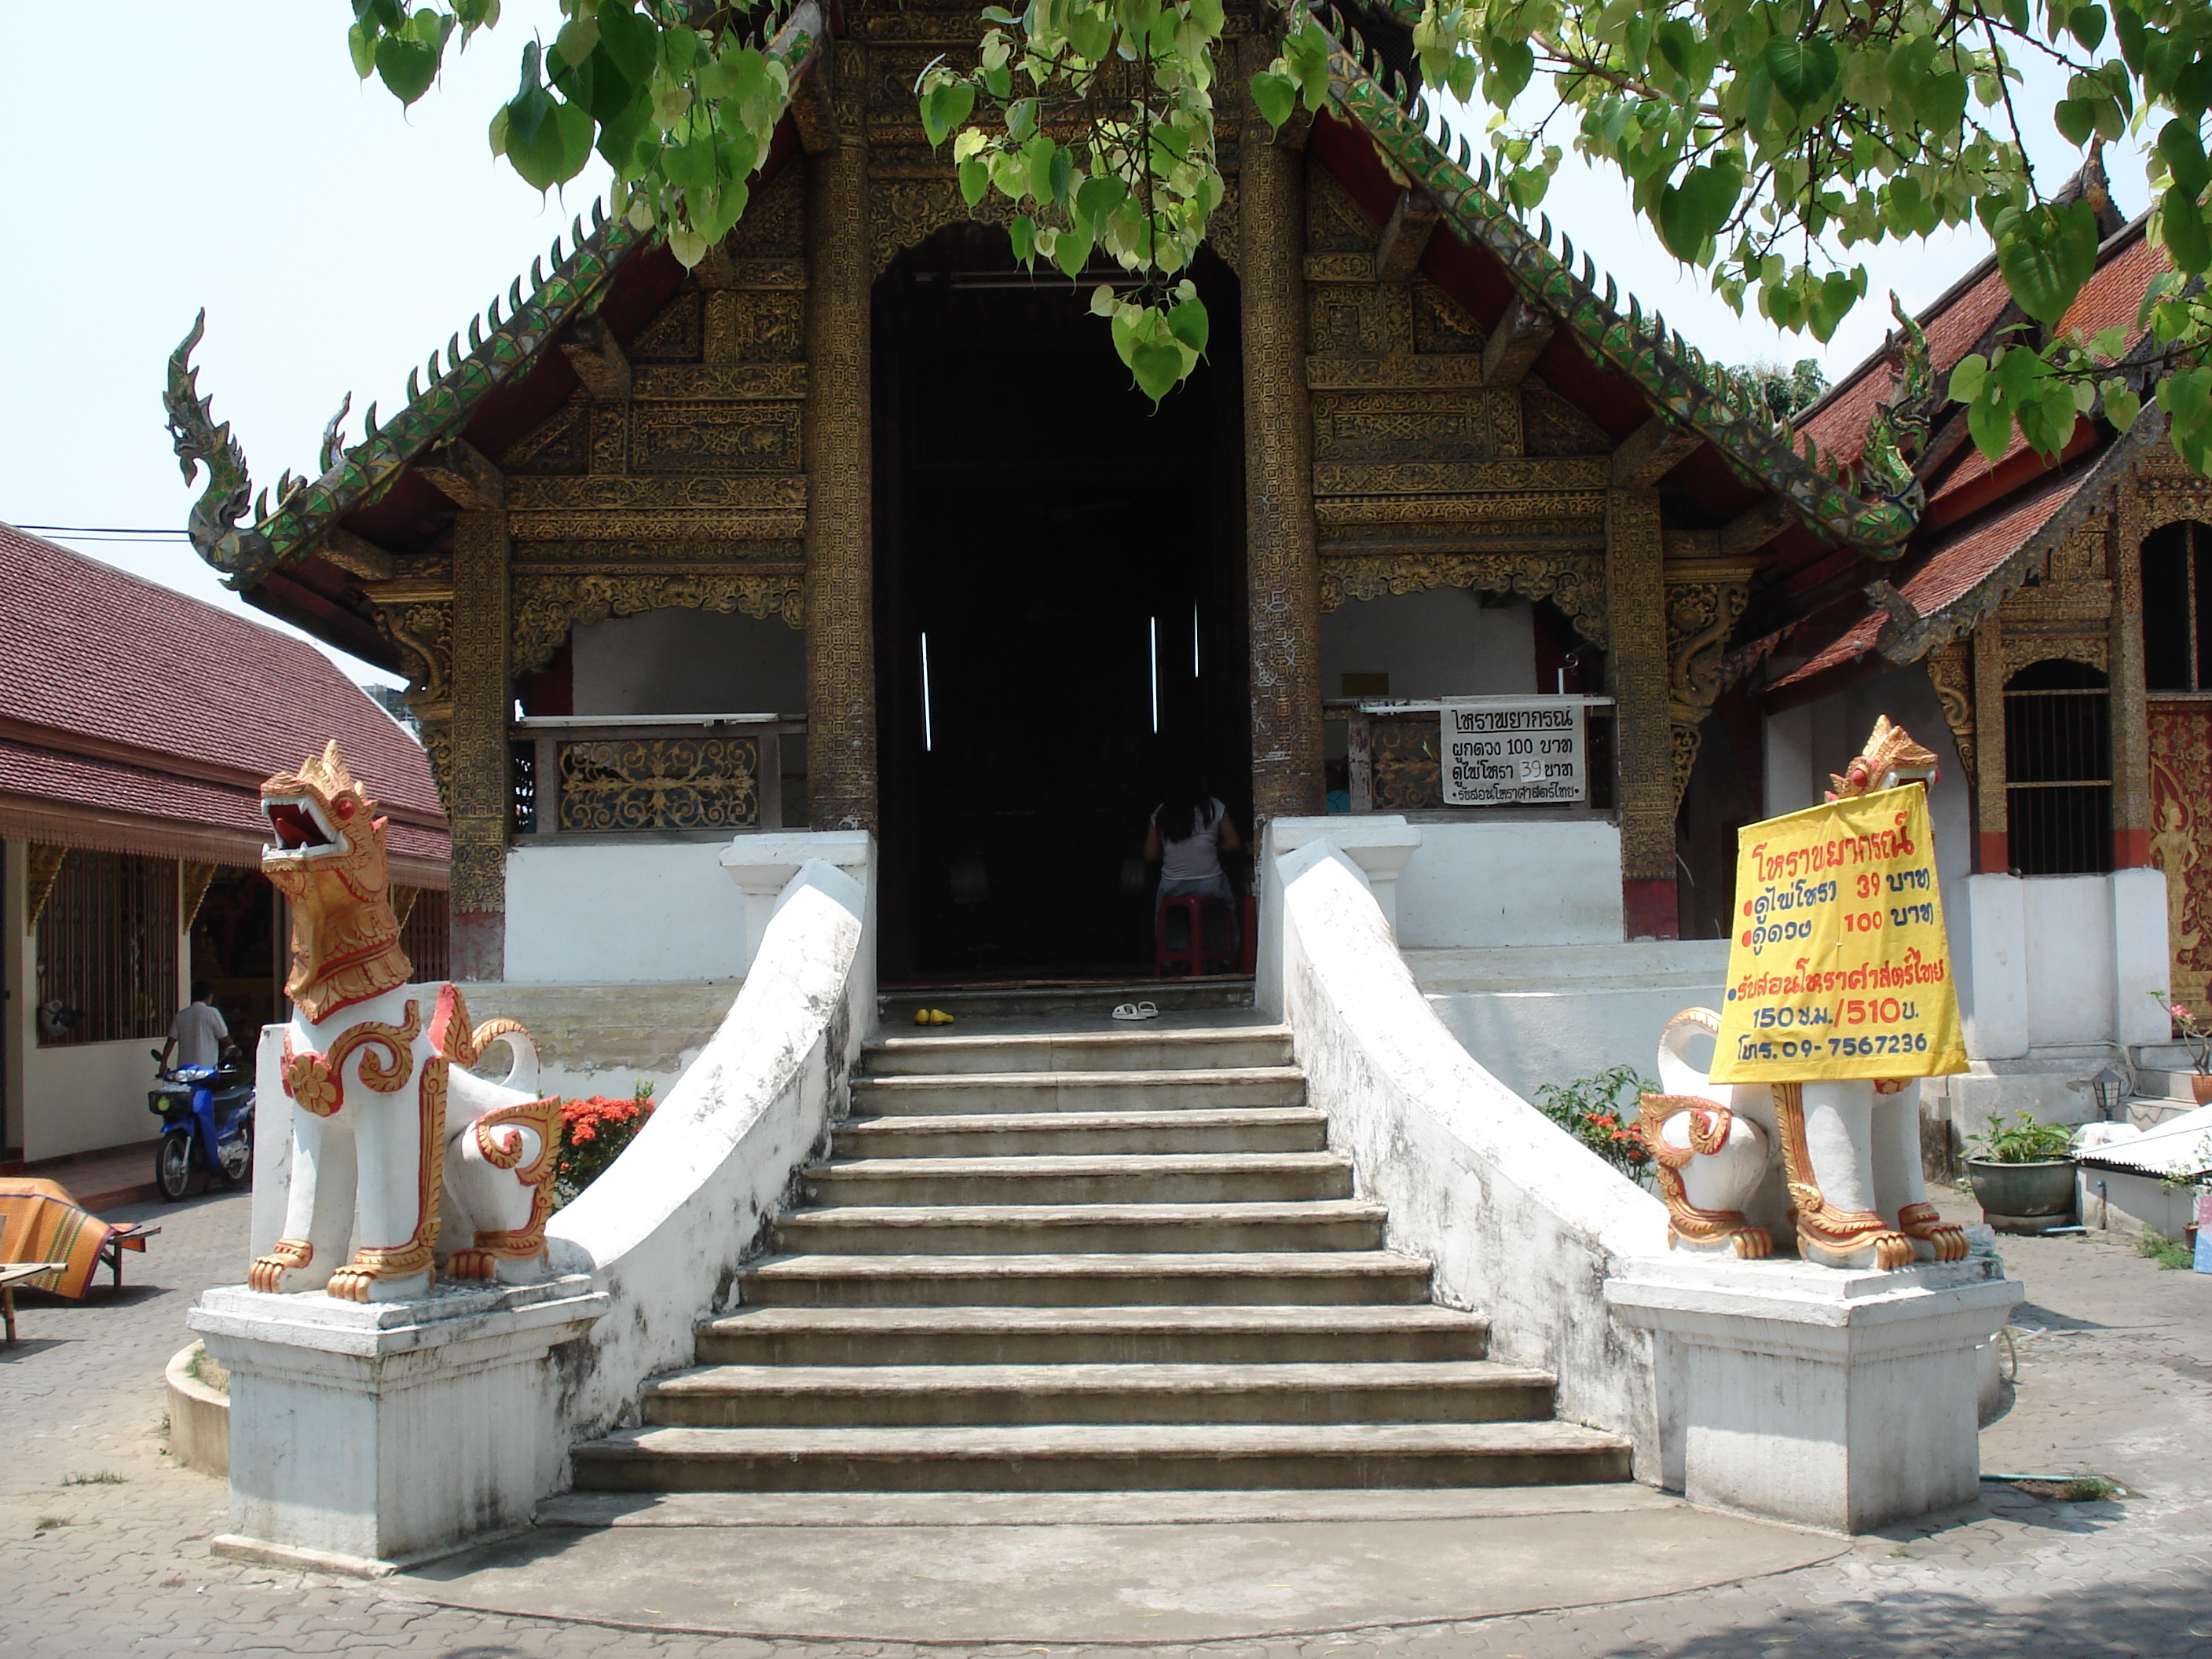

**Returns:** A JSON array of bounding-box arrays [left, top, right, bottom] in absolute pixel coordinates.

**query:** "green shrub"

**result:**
[[1967, 1111, 2075, 1163], [2137, 1231, 2196, 1271], [1533, 1065, 1655, 1179]]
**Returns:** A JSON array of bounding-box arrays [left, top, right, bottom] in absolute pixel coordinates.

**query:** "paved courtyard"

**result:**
[[2, 1186, 2208, 1658]]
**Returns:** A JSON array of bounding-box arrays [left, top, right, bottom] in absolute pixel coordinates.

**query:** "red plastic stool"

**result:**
[[1155, 897, 1239, 976]]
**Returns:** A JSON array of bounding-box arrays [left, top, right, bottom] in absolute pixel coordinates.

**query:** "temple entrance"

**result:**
[[874, 225, 1247, 983]]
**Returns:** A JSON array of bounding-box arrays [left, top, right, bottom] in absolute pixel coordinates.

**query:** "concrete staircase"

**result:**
[[567, 1016, 1631, 1495]]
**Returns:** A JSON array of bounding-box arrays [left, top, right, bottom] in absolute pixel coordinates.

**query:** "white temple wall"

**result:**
[[1317, 588, 1537, 700], [1390, 818, 1624, 948], [570, 609, 805, 717], [504, 840, 753, 984]]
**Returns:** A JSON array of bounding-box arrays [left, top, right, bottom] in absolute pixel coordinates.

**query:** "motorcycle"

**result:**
[[147, 1050, 255, 1202]]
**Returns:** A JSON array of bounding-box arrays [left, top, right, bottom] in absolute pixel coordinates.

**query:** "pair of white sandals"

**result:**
[[1111, 1002, 1160, 1022]]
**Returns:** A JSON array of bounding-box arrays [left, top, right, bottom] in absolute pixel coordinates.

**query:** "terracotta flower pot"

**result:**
[[1965, 1158, 2076, 1219], [2192, 1073, 2212, 1106]]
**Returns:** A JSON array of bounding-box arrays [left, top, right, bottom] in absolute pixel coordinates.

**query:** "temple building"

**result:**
[[0, 525, 447, 1171], [169, 5, 2197, 1132]]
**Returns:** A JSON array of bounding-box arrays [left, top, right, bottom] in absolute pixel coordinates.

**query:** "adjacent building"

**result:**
[[0, 526, 449, 1166]]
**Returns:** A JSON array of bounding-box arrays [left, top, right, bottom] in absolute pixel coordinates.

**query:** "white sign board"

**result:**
[[1441, 698, 1588, 806]]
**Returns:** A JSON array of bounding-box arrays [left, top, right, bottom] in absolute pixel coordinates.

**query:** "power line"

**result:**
[[13, 525, 194, 544]]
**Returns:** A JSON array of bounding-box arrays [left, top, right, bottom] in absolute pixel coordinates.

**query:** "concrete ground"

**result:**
[[2, 1185, 2208, 1657]]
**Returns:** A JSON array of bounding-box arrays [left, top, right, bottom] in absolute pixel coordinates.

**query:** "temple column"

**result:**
[[802, 92, 877, 832], [1240, 121, 1324, 825], [448, 509, 511, 980], [1607, 488, 1675, 937], [2110, 522, 2151, 868], [1972, 617, 2010, 872]]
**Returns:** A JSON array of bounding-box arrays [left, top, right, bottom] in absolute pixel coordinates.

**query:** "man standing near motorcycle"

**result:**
[[160, 982, 232, 1071]]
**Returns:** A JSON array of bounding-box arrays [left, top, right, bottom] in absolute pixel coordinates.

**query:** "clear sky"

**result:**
[[0, 6, 2144, 688]]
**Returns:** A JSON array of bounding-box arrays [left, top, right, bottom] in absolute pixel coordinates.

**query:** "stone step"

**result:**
[[801, 1152, 1356, 1207], [863, 1026, 1295, 1076], [879, 982, 1254, 1024], [851, 1068, 1307, 1115], [693, 1304, 1492, 1366], [835, 1107, 1329, 1159], [569, 1420, 1634, 1493], [640, 1360, 1558, 1427], [738, 1251, 1434, 1307], [776, 1200, 1387, 1256]]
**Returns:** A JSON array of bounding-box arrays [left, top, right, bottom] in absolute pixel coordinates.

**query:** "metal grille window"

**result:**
[[35, 851, 179, 1046], [398, 887, 450, 982], [2004, 659, 2113, 876], [2140, 520, 2212, 691]]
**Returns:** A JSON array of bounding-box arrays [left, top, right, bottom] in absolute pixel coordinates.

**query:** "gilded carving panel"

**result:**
[[1316, 489, 1609, 529], [1305, 285, 1414, 357], [509, 475, 807, 511], [1320, 551, 1609, 646], [510, 570, 805, 677], [1314, 457, 1610, 496], [1924, 643, 1977, 788], [1306, 169, 1379, 252], [511, 539, 806, 566], [632, 364, 810, 401], [1522, 388, 1612, 456], [1310, 390, 1519, 463], [503, 405, 588, 474], [1306, 354, 1485, 390], [630, 292, 703, 361], [704, 289, 806, 361], [632, 401, 805, 472], [557, 736, 760, 832], [2151, 701, 2212, 1008], [590, 404, 628, 474], [1663, 569, 1754, 808], [1412, 284, 1484, 355]]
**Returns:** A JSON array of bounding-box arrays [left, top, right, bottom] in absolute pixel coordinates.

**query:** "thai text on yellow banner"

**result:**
[[1708, 783, 1967, 1083]]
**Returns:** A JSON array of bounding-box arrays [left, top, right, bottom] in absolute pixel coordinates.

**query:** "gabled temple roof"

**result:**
[[1765, 196, 2174, 698], [0, 523, 446, 872], [174, 2, 1954, 660]]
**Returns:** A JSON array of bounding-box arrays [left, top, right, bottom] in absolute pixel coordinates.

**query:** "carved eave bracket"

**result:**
[[1320, 551, 1609, 648], [1664, 544, 1760, 807], [1923, 640, 1976, 789], [509, 569, 804, 681]]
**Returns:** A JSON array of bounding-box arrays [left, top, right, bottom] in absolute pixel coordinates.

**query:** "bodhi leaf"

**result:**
[[1763, 36, 1839, 112]]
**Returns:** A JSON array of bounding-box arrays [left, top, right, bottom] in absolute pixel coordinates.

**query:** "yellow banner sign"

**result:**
[[1709, 784, 1967, 1083]]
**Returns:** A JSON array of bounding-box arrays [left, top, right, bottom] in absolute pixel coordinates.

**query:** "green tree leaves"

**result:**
[[920, 0, 1232, 405]]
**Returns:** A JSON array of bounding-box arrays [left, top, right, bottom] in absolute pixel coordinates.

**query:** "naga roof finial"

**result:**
[[163, 309, 276, 588]]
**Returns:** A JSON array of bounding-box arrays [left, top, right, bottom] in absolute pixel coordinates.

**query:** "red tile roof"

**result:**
[[1799, 264, 2017, 469], [0, 524, 447, 857], [0, 738, 449, 865], [1773, 466, 2088, 687]]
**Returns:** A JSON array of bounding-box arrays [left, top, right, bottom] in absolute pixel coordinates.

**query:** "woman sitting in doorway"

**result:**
[[1144, 767, 1244, 954]]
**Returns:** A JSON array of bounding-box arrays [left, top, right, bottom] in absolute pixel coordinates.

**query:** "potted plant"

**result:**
[[1965, 1111, 2078, 1223], [2152, 991, 2212, 1104]]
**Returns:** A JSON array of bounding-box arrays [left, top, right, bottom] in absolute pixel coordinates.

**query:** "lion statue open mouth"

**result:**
[[248, 742, 559, 1303]]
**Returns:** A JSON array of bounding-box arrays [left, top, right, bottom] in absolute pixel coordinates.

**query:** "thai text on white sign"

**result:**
[[1439, 698, 1587, 806]]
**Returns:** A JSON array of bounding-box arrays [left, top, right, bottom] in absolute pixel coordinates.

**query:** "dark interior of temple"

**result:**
[[873, 224, 1248, 982]]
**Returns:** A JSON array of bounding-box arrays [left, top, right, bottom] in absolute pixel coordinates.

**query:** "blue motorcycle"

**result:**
[[148, 1051, 255, 1201]]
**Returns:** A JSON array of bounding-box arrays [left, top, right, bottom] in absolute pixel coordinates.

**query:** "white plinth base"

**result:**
[[1606, 1256, 2020, 1533], [189, 1275, 607, 1573]]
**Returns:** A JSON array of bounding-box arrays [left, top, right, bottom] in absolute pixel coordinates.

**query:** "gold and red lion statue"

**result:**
[[249, 742, 561, 1302], [1638, 719, 1971, 1271]]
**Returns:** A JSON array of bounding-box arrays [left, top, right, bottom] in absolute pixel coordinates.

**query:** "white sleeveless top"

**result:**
[[1155, 799, 1226, 881]]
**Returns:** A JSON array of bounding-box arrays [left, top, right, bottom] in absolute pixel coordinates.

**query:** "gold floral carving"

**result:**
[[1771, 1081, 1915, 1269], [809, 134, 880, 831], [1306, 354, 1486, 390], [509, 570, 804, 677], [328, 1054, 448, 1300], [1637, 1090, 1773, 1258], [1319, 552, 1609, 646], [1314, 457, 1610, 496], [24, 844, 68, 934], [1608, 489, 1674, 883], [557, 736, 760, 831], [1923, 642, 1977, 789], [448, 1095, 564, 1276], [1244, 124, 1324, 822], [2152, 702, 2212, 1008], [1663, 562, 1756, 808], [2001, 634, 2108, 676], [181, 861, 218, 929], [1316, 490, 1607, 529], [449, 512, 511, 929], [631, 364, 810, 401], [1310, 390, 1521, 463]]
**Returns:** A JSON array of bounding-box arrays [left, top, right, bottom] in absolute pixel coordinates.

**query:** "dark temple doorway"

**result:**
[[874, 224, 1247, 983]]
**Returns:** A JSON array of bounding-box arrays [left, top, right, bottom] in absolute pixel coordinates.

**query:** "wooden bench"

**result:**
[[1, 1261, 69, 1342]]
